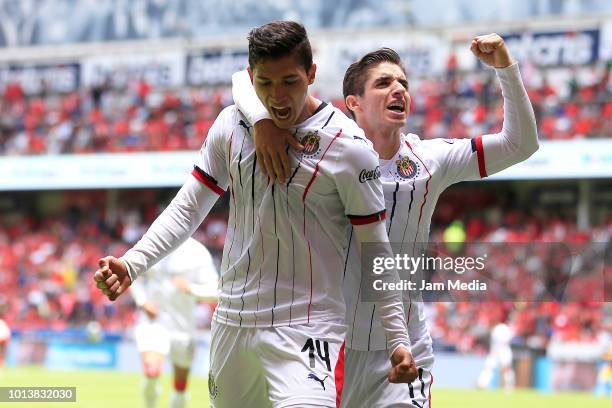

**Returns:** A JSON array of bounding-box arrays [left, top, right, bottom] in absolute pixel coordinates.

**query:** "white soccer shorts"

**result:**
[[340, 339, 434, 408], [484, 348, 513, 369], [169, 331, 196, 368], [209, 320, 345, 408], [134, 321, 196, 368], [135, 321, 171, 355]]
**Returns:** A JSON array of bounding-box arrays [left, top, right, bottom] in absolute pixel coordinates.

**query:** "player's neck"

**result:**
[[295, 95, 322, 125], [365, 126, 402, 160]]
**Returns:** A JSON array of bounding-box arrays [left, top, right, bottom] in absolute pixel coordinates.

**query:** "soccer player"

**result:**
[[0, 312, 9, 368], [477, 313, 515, 391], [94, 20, 416, 408], [232, 33, 538, 407], [130, 237, 218, 408]]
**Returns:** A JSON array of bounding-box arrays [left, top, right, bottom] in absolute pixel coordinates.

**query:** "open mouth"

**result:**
[[270, 106, 291, 120], [386, 100, 405, 113]]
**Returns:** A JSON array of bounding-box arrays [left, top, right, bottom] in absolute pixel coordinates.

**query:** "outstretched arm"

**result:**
[[94, 108, 232, 301], [437, 34, 539, 186], [471, 33, 538, 176], [94, 177, 221, 300], [121, 176, 220, 280]]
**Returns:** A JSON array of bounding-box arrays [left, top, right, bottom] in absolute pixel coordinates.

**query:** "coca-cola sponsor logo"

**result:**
[[359, 166, 381, 183]]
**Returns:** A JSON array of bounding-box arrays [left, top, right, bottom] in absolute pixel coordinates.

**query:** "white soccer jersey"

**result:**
[[196, 102, 386, 328], [344, 133, 484, 350], [344, 63, 538, 351], [490, 323, 513, 355], [130, 237, 218, 334], [0, 319, 9, 342]]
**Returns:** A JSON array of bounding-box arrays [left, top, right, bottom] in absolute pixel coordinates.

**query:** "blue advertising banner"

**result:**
[[45, 341, 117, 370], [502, 30, 600, 66]]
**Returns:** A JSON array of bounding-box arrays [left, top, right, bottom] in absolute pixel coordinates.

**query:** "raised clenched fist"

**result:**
[[470, 33, 515, 68]]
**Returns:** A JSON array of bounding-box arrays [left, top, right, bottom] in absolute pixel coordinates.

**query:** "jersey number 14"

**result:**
[[301, 338, 331, 371]]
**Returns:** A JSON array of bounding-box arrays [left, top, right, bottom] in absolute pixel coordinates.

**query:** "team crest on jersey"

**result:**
[[300, 131, 322, 157], [394, 155, 419, 180], [208, 372, 218, 399]]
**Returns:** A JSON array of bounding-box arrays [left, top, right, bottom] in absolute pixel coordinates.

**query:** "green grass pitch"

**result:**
[[0, 366, 609, 407]]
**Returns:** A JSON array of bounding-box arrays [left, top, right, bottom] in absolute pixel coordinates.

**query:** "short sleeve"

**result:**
[[427, 137, 485, 189], [167, 239, 218, 283], [193, 247, 219, 286], [334, 138, 386, 225], [192, 107, 233, 195]]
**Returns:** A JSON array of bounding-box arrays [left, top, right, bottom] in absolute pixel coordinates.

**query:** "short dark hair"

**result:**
[[343, 48, 406, 118], [248, 20, 313, 72]]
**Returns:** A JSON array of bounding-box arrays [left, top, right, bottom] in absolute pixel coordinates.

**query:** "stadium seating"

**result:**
[[0, 62, 609, 155]]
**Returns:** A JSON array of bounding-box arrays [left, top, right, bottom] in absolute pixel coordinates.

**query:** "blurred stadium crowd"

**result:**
[[1, 190, 609, 356], [0, 192, 226, 334], [0, 37, 610, 367], [0, 0, 610, 394], [0, 59, 609, 155]]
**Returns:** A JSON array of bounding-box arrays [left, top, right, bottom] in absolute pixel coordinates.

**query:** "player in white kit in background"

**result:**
[[130, 237, 218, 408], [0, 301, 10, 368], [94, 21, 416, 408], [232, 33, 538, 407], [477, 313, 516, 391]]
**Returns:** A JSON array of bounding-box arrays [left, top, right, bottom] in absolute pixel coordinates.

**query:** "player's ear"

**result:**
[[247, 66, 254, 84], [345, 94, 360, 114], [307, 63, 316, 85]]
